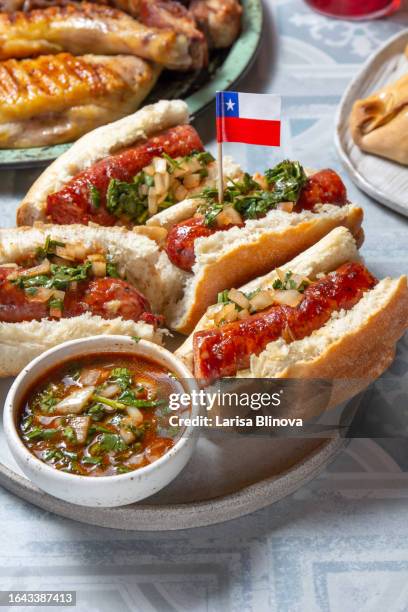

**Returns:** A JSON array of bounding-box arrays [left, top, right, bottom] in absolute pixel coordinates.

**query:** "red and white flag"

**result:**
[[216, 91, 281, 147]]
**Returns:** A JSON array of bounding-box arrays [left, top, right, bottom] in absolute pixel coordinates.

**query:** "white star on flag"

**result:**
[[226, 99, 235, 111]]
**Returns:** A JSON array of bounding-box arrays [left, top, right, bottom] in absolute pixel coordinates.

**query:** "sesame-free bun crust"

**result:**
[[176, 227, 408, 406], [166, 204, 364, 334], [17, 99, 189, 226], [0, 223, 167, 377]]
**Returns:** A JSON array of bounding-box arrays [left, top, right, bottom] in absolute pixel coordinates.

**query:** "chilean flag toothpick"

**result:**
[[215, 91, 281, 202]]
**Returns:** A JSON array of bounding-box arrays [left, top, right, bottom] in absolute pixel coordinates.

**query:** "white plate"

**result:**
[[335, 30, 408, 218]]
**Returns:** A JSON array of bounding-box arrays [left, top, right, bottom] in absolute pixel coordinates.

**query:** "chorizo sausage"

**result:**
[[193, 263, 377, 382], [0, 272, 156, 325], [295, 169, 347, 211], [46, 124, 204, 225], [165, 168, 348, 272]]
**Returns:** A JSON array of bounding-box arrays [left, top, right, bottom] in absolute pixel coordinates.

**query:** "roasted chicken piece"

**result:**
[[189, 0, 242, 48], [0, 0, 241, 51], [0, 2, 203, 70], [138, 0, 207, 68], [0, 53, 160, 148]]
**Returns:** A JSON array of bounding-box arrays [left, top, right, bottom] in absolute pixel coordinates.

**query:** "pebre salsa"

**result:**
[[18, 353, 187, 476]]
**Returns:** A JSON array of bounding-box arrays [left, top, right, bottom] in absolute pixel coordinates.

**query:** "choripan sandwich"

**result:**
[[176, 227, 408, 405], [18, 99, 364, 335], [0, 224, 169, 377]]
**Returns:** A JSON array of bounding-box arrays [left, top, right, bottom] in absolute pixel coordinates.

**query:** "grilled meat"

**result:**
[[0, 52, 160, 148], [0, 0, 240, 51], [0, 2, 202, 70], [189, 0, 242, 48], [138, 0, 207, 68]]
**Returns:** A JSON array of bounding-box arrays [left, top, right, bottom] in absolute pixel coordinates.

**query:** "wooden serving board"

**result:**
[[335, 30, 408, 218]]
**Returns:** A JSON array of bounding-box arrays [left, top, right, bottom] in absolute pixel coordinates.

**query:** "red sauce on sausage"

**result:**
[[164, 217, 219, 272], [193, 262, 377, 383], [45, 125, 204, 226], [0, 268, 158, 326], [165, 169, 348, 272], [295, 169, 347, 211]]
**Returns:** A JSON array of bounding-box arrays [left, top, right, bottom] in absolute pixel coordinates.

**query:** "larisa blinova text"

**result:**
[[169, 415, 304, 427]]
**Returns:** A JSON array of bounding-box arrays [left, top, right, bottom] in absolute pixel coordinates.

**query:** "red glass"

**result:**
[[305, 0, 401, 19]]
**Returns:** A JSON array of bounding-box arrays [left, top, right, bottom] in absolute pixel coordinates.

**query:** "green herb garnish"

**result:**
[[264, 160, 307, 202], [198, 161, 307, 226], [36, 235, 65, 259], [89, 184, 101, 209]]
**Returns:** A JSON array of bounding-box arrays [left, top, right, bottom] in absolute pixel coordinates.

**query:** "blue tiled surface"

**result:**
[[0, 1, 407, 610]]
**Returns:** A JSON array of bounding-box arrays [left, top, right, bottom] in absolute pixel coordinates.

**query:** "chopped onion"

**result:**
[[183, 173, 201, 189], [144, 164, 155, 176], [237, 308, 250, 320], [154, 173, 166, 194], [55, 245, 86, 261], [214, 302, 239, 326], [174, 183, 188, 202], [186, 157, 201, 173], [14, 258, 51, 279], [119, 427, 136, 445], [249, 290, 275, 312], [148, 189, 158, 215], [126, 406, 143, 424], [99, 383, 121, 398], [27, 287, 53, 303], [252, 172, 268, 190], [79, 369, 101, 386], [86, 253, 105, 262], [275, 268, 286, 282], [69, 415, 91, 444], [277, 201, 294, 212], [173, 163, 189, 178], [227, 288, 249, 310], [119, 413, 143, 444], [215, 206, 243, 227], [104, 300, 122, 314], [91, 261, 106, 277], [54, 386, 95, 415], [153, 156, 167, 174], [163, 172, 170, 192], [273, 289, 303, 307]]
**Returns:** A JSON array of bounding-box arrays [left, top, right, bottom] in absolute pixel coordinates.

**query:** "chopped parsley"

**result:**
[[272, 271, 309, 292], [198, 161, 308, 226], [105, 151, 214, 223], [89, 184, 101, 209], [36, 235, 65, 259]]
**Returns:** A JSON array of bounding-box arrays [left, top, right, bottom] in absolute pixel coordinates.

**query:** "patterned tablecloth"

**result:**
[[1, 1, 408, 610]]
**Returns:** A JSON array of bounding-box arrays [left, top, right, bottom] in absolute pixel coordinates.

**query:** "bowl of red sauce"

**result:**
[[4, 335, 199, 507]]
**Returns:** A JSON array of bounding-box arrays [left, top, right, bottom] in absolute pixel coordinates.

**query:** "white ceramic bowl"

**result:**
[[4, 335, 199, 507]]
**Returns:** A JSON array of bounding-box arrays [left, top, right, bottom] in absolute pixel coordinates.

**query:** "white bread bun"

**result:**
[[0, 224, 167, 376], [164, 202, 364, 334], [17, 99, 190, 226], [176, 227, 408, 404]]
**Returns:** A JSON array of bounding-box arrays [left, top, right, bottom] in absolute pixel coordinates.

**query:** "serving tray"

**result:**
[[0, 385, 345, 531], [335, 29, 408, 218], [0, 0, 263, 169]]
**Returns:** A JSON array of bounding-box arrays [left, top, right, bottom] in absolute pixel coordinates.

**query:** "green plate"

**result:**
[[0, 0, 263, 169]]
